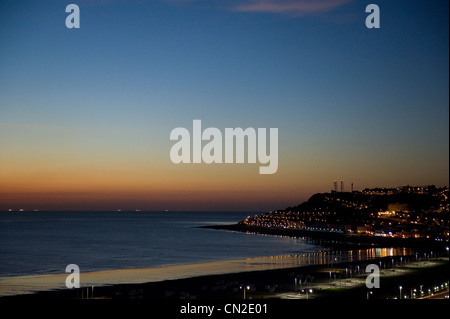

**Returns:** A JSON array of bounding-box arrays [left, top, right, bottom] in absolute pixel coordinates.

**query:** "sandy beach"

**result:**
[[0, 254, 324, 297], [0, 248, 414, 297]]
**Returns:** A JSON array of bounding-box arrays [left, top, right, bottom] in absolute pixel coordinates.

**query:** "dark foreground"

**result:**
[[1, 257, 448, 319]]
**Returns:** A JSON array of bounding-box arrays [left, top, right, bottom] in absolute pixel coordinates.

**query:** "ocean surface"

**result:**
[[0, 211, 322, 278]]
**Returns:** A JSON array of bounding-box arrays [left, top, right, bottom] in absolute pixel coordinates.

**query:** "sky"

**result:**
[[0, 0, 448, 211]]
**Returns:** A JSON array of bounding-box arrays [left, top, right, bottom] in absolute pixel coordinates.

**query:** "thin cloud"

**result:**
[[233, 0, 354, 15]]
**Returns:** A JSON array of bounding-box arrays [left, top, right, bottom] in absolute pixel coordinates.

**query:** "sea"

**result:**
[[0, 211, 322, 278]]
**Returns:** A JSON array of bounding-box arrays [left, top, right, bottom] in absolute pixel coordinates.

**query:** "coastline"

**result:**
[[1, 224, 446, 300], [0, 247, 419, 299], [3, 255, 447, 301], [0, 253, 333, 297], [201, 223, 448, 250]]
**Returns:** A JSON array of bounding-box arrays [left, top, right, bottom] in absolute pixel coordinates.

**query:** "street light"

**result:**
[[399, 286, 403, 299], [306, 289, 313, 299], [240, 285, 250, 299]]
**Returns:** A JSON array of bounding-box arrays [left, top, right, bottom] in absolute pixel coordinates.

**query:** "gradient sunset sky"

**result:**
[[0, 0, 448, 211]]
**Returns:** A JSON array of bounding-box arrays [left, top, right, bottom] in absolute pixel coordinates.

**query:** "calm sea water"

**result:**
[[0, 211, 321, 277]]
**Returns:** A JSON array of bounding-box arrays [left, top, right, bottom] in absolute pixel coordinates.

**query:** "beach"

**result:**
[[0, 247, 422, 298], [0, 253, 335, 297]]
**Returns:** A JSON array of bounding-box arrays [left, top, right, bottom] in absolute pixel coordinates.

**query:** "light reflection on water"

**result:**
[[241, 247, 416, 269]]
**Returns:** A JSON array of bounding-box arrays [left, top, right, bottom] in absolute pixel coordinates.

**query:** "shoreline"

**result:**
[[201, 223, 448, 250], [0, 247, 421, 299], [0, 253, 336, 297], [1, 224, 447, 300], [3, 255, 447, 300]]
